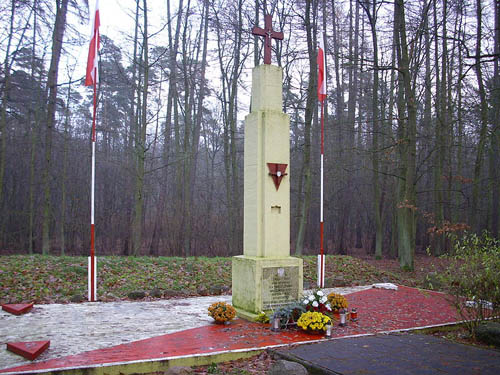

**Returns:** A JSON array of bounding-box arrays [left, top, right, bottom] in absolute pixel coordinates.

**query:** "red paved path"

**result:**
[[0, 286, 461, 374]]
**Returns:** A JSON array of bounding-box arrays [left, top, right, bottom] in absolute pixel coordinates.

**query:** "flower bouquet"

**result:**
[[297, 311, 331, 334], [302, 290, 332, 314], [327, 292, 348, 313], [208, 302, 236, 324]]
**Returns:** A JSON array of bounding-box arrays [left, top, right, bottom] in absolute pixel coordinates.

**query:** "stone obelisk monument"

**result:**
[[232, 15, 303, 320]]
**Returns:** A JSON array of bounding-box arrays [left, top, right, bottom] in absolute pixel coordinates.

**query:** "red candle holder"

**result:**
[[351, 308, 358, 321]]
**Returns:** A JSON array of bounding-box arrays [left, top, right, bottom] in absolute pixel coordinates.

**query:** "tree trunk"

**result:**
[[132, 0, 149, 255], [360, 0, 382, 259], [395, 0, 417, 271], [60, 73, 73, 255], [471, 0, 489, 232], [0, 1, 15, 247], [28, 0, 40, 254], [181, 0, 193, 256], [432, 0, 446, 255], [490, 0, 500, 238], [295, 0, 317, 255], [188, 0, 210, 254], [42, 0, 69, 255]]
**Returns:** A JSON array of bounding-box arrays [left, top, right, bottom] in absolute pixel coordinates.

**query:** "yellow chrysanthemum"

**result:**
[[297, 311, 331, 332], [327, 292, 348, 312], [208, 302, 236, 323]]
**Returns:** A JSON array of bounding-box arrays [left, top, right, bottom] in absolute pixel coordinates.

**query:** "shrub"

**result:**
[[438, 231, 500, 336], [208, 302, 236, 324]]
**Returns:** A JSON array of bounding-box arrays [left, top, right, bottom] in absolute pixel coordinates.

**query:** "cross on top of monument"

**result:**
[[252, 14, 283, 65]]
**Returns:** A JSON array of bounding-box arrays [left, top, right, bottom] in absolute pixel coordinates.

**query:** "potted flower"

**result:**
[[208, 302, 236, 324], [327, 292, 348, 319], [272, 303, 306, 329], [297, 311, 332, 334], [302, 290, 332, 314]]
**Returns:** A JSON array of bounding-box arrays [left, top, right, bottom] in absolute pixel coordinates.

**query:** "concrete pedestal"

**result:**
[[232, 256, 303, 319], [232, 64, 303, 319]]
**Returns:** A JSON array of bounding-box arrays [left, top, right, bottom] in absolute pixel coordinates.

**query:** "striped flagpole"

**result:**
[[319, 99, 325, 288], [89, 67, 97, 302], [86, 0, 100, 302], [317, 36, 327, 289]]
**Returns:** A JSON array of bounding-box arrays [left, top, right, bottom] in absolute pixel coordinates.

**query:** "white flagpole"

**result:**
[[89, 65, 97, 302], [317, 36, 326, 288], [86, 0, 100, 302]]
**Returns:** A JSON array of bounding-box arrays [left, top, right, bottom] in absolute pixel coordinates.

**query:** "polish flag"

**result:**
[[317, 36, 326, 102], [85, 0, 100, 86]]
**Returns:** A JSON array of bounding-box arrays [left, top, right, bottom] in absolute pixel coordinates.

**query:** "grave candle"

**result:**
[[339, 310, 347, 327], [271, 317, 280, 331], [325, 323, 332, 337], [351, 308, 358, 321]]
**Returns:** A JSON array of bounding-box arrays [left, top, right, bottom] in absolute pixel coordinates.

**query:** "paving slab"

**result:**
[[0, 286, 462, 374], [0, 286, 369, 371], [274, 333, 500, 375], [0, 295, 232, 370]]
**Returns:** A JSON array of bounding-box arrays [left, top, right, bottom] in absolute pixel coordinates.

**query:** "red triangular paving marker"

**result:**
[[2, 303, 34, 315], [267, 163, 288, 190], [6, 341, 50, 361]]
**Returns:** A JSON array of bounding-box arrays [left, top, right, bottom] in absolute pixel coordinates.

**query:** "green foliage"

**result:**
[[254, 311, 270, 324], [438, 231, 500, 336], [207, 362, 220, 374], [475, 322, 500, 348], [401, 264, 413, 272]]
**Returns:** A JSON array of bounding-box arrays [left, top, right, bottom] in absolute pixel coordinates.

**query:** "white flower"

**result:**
[[303, 299, 309, 305], [326, 304, 332, 311], [317, 291, 324, 296], [308, 295, 315, 301], [320, 296, 327, 304], [312, 301, 319, 307]]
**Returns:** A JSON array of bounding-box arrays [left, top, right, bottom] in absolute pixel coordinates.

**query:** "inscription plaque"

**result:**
[[262, 266, 299, 310]]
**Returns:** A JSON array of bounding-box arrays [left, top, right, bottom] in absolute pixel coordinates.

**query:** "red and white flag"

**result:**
[[317, 36, 326, 102], [85, 0, 100, 86]]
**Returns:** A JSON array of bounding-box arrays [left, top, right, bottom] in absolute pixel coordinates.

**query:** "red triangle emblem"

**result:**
[[267, 163, 288, 190], [2, 303, 34, 315], [7, 340, 50, 360]]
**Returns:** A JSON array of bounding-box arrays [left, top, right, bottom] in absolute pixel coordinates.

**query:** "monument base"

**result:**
[[232, 255, 303, 320]]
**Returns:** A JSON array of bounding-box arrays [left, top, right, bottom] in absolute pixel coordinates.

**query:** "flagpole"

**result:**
[[317, 36, 326, 289], [89, 66, 97, 302], [320, 99, 325, 288], [86, 0, 99, 302]]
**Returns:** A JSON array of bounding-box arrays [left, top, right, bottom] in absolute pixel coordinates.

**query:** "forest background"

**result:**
[[0, 0, 498, 271]]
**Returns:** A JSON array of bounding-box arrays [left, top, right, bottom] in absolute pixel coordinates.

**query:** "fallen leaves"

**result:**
[[0, 254, 451, 305]]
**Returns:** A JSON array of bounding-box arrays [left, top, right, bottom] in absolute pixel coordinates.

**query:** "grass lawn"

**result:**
[[0, 253, 449, 304]]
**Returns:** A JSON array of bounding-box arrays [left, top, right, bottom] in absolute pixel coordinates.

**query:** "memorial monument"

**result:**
[[232, 14, 303, 320]]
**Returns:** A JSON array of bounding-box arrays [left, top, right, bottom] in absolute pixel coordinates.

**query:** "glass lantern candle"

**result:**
[[339, 310, 347, 327], [325, 323, 332, 337], [271, 317, 280, 331]]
